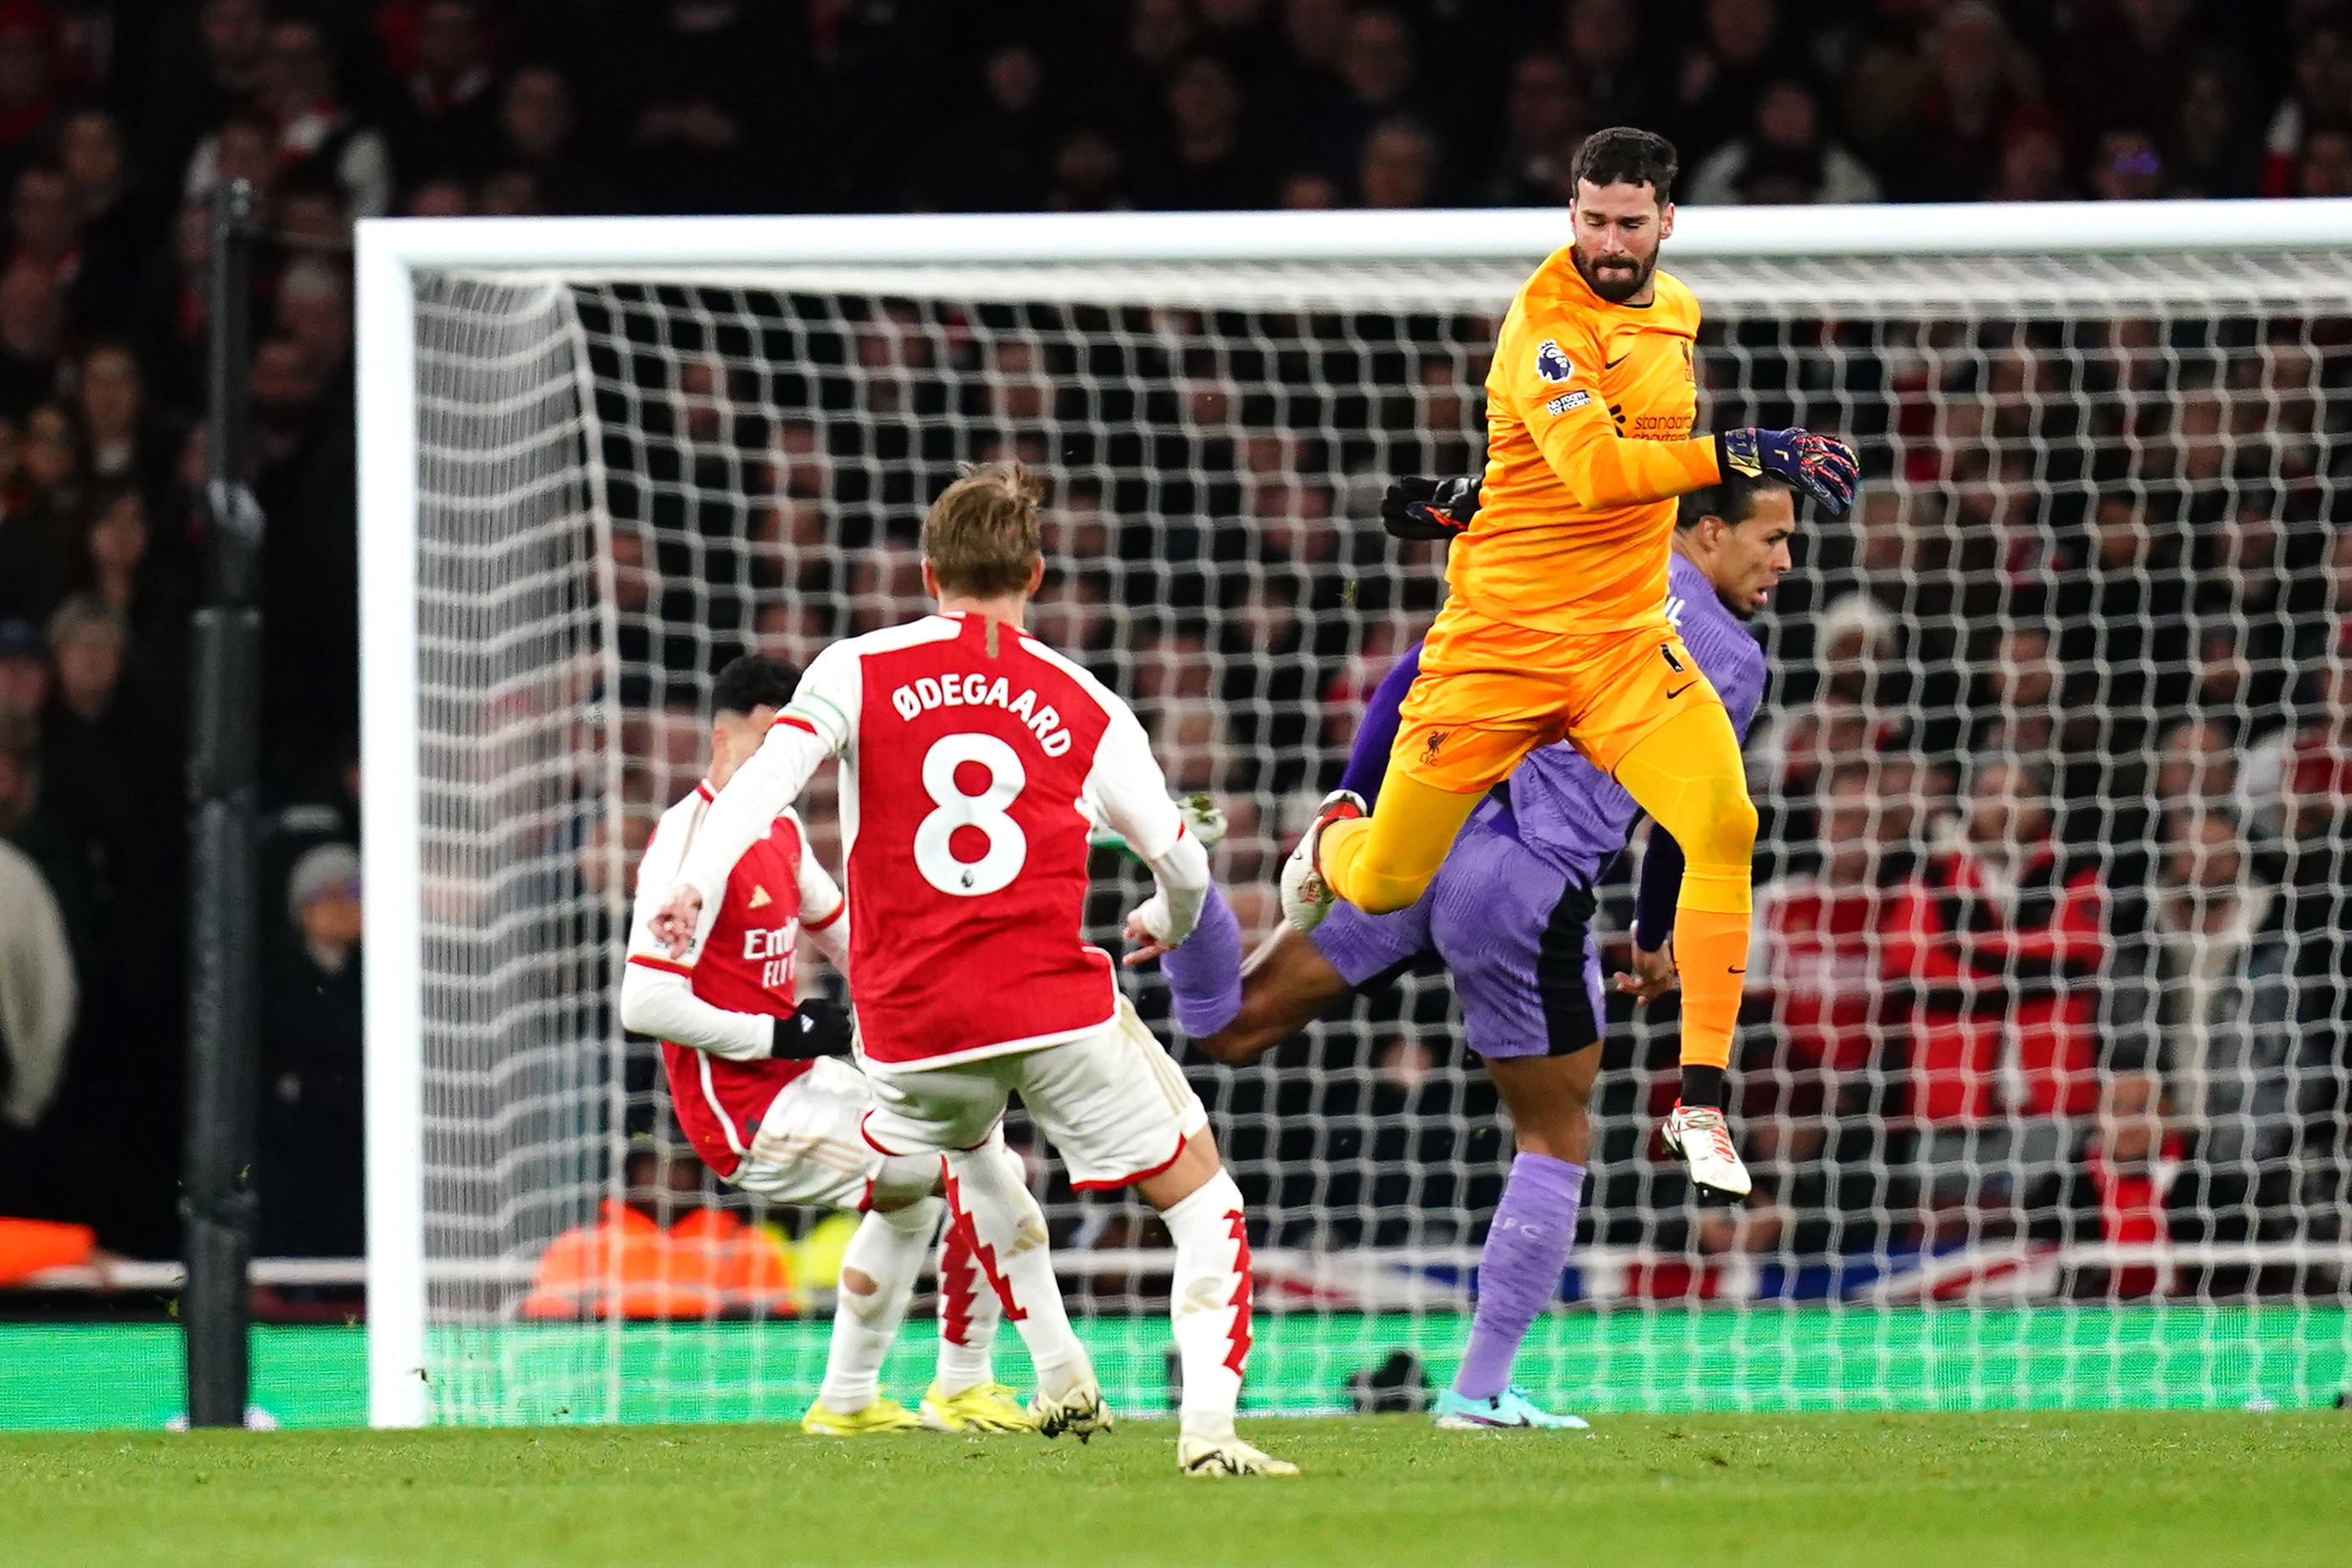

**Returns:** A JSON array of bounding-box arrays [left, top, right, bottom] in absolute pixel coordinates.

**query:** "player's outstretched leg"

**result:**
[[1436, 1056, 1596, 1432], [1613, 700, 1757, 1200], [803, 1196, 937, 1436], [1140, 1150, 1298, 1478], [941, 1143, 1106, 1440], [921, 1143, 1037, 1434]]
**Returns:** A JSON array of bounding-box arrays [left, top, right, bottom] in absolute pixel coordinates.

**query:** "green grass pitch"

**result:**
[[3, 1412, 2343, 1568]]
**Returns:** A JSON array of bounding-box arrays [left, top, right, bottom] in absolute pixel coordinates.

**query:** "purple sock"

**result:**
[[1162, 882, 1243, 1038], [1454, 1153, 1584, 1400]]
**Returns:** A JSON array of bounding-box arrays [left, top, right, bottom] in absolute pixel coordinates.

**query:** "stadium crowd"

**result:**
[[0, 0, 2349, 1290]]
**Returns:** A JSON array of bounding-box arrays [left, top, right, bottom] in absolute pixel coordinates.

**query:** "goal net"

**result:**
[[361, 209, 2352, 1427]]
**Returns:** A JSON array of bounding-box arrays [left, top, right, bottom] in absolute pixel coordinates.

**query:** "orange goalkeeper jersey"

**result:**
[[1452, 247, 1721, 634]]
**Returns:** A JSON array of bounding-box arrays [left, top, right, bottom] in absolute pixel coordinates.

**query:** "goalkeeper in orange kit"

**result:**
[[1282, 127, 1857, 1199]]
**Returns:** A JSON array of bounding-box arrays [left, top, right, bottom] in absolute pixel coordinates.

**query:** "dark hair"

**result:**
[[711, 653, 801, 717], [1676, 470, 1787, 531], [1570, 125, 1679, 205]]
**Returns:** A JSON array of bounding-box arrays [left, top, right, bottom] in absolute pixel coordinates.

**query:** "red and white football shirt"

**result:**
[[672, 612, 1189, 1070], [626, 785, 846, 1176]]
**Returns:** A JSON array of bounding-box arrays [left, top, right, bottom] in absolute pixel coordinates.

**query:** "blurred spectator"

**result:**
[[404, 175, 469, 217], [2260, 17, 2352, 197], [257, 842, 362, 1257], [1480, 52, 1584, 207], [142, 0, 269, 194], [1356, 114, 1437, 209], [494, 64, 615, 217], [1048, 125, 1132, 212], [1746, 768, 1912, 1099], [55, 108, 147, 333], [2059, 0, 2198, 143], [69, 485, 185, 716], [2168, 54, 2263, 199], [2051, 488, 2193, 767], [1308, 6, 1424, 185], [0, 0, 63, 198], [1145, 53, 1271, 210], [1563, 0, 1656, 131], [0, 617, 43, 717], [276, 257, 351, 381], [1882, 759, 2106, 1238], [374, 0, 499, 189], [1879, 2, 2038, 202], [1278, 167, 1339, 208], [36, 592, 182, 1254], [913, 41, 1055, 214], [1686, 79, 1881, 205], [247, 15, 391, 221], [2058, 1071, 2182, 1294], [71, 342, 175, 510], [2085, 127, 2167, 202], [1669, 0, 1806, 164], [0, 259, 56, 416], [1985, 105, 2073, 202], [595, 0, 795, 215], [2293, 126, 2352, 197], [2109, 807, 2321, 1251], [2264, 624, 2352, 848], [0, 403, 77, 619], [131, 199, 210, 412]]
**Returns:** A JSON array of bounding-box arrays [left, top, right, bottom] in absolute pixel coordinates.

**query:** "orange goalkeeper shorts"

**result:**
[[1391, 598, 1725, 792]]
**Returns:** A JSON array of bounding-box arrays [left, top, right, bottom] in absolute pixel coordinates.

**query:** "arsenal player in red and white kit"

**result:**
[[621, 653, 1055, 1438], [652, 465, 1294, 1477]]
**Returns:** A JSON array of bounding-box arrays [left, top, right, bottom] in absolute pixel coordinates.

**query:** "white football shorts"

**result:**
[[859, 996, 1209, 1190], [730, 1054, 940, 1210]]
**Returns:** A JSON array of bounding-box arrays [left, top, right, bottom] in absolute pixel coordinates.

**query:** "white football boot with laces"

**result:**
[[1030, 1378, 1113, 1442], [1661, 1102, 1752, 1200], [1177, 1432, 1301, 1478], [1279, 790, 1365, 933]]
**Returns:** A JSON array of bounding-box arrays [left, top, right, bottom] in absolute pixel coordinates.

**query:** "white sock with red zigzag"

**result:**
[[942, 1144, 1090, 1401], [932, 1172, 1001, 1397], [1159, 1170, 1254, 1445]]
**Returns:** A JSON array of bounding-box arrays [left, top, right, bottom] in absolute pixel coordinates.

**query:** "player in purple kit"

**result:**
[[1127, 468, 1796, 1430]]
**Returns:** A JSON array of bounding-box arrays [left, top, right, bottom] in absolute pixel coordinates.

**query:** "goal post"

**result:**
[[359, 201, 2352, 1431]]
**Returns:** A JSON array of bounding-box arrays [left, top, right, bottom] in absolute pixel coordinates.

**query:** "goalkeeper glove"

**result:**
[[770, 998, 853, 1060], [1715, 427, 1860, 516], [1380, 475, 1479, 541]]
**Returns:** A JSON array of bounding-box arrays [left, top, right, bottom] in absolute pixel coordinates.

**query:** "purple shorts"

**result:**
[[1309, 803, 1605, 1060]]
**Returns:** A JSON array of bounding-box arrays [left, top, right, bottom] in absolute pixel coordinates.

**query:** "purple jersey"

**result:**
[[1342, 553, 1767, 883]]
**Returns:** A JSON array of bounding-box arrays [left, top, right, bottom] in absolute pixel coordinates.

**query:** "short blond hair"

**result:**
[[920, 462, 1043, 598]]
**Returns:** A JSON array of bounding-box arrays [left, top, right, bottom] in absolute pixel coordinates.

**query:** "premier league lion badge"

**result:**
[[1534, 339, 1573, 382]]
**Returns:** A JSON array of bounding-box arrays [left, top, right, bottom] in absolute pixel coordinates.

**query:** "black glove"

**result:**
[[770, 998, 854, 1060], [1381, 475, 1479, 541]]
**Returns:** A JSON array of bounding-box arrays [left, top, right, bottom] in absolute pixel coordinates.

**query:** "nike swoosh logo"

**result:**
[[1606, 353, 1630, 369], [1666, 682, 1696, 698], [1727, 965, 1747, 975]]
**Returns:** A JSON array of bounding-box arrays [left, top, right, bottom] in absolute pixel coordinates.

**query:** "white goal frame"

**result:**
[[357, 197, 2352, 1429]]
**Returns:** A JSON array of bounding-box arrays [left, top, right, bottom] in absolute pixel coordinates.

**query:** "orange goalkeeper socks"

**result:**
[[1671, 904, 1748, 1075]]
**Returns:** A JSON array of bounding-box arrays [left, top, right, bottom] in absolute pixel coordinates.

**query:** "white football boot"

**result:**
[[1661, 1102, 1752, 1200], [1177, 1433, 1301, 1477], [1278, 790, 1365, 933], [1030, 1378, 1113, 1443]]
